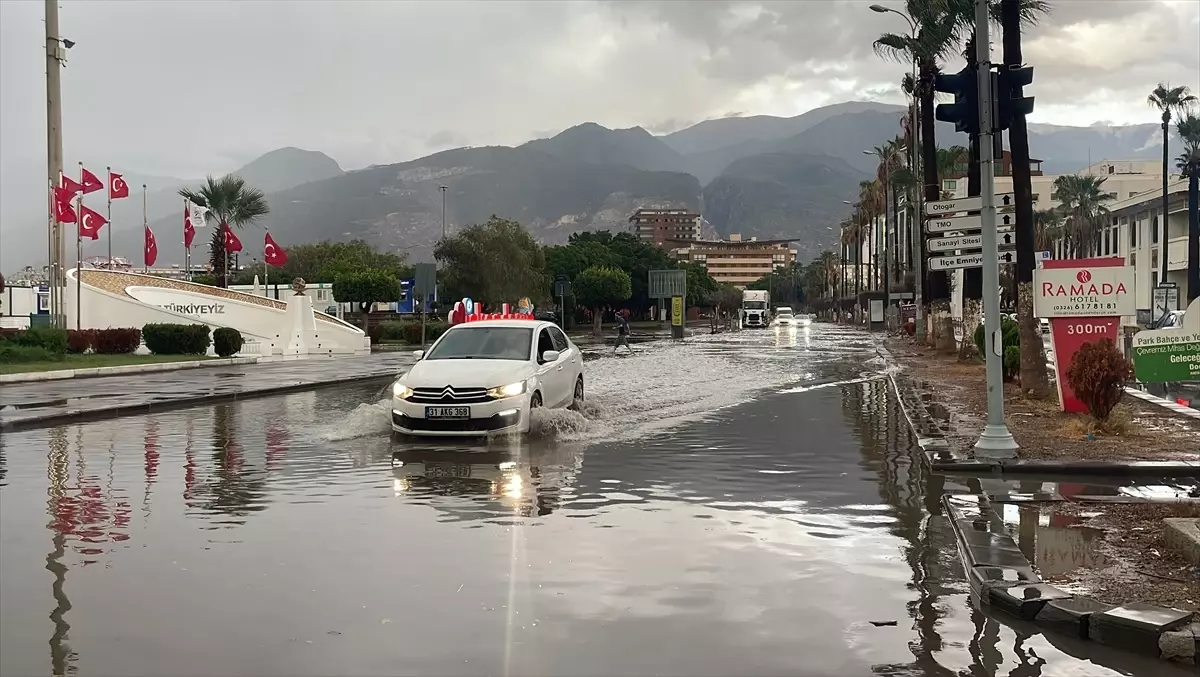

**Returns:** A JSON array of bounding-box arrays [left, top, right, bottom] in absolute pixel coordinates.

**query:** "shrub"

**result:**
[[403, 321, 448, 344], [973, 316, 1021, 381], [6, 327, 69, 354], [0, 344, 62, 364], [67, 329, 96, 353], [213, 328, 244, 357], [1065, 338, 1133, 422], [94, 328, 142, 354], [142, 323, 211, 355], [368, 321, 407, 344]]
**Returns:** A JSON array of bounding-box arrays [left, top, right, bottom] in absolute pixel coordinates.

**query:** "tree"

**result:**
[[573, 266, 632, 336], [748, 263, 805, 308], [1051, 175, 1114, 257], [231, 240, 413, 288], [179, 175, 269, 288], [873, 0, 958, 345], [1148, 83, 1198, 284], [332, 270, 399, 334], [680, 261, 718, 309], [1176, 113, 1200, 302], [435, 216, 547, 307]]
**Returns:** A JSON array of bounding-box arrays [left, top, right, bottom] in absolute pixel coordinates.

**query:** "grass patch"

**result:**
[[0, 353, 215, 375]]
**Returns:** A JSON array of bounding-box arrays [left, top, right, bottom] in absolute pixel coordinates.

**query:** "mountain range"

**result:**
[[2, 101, 1175, 272]]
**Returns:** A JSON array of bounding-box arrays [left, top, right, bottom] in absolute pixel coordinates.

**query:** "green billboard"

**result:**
[[1130, 298, 1199, 383]]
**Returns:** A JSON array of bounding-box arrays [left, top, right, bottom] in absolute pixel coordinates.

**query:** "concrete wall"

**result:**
[[63, 269, 368, 355]]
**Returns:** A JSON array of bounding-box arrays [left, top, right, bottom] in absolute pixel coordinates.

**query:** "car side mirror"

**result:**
[[541, 350, 560, 362], [412, 350, 424, 360]]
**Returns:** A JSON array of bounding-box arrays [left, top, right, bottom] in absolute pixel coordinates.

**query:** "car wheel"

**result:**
[[530, 391, 543, 408], [570, 377, 584, 410]]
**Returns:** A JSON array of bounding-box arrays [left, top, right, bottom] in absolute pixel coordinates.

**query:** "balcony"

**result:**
[[1166, 236, 1192, 272]]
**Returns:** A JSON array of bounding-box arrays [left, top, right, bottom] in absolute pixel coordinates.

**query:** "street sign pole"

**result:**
[[974, 0, 1018, 457]]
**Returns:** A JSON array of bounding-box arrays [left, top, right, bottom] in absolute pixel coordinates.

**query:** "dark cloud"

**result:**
[[2, 0, 1196, 270]]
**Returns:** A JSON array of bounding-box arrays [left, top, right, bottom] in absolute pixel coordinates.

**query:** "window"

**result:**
[[548, 327, 570, 353], [1130, 220, 1137, 248], [536, 329, 556, 363], [1103, 230, 1111, 255], [425, 326, 532, 361], [942, 179, 957, 191], [1152, 214, 1159, 243], [1031, 193, 1040, 202]]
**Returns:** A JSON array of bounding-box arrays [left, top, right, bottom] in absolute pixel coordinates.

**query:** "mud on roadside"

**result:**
[[885, 336, 1200, 462]]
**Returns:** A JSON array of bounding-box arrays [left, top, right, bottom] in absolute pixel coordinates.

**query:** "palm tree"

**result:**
[[873, 0, 958, 342], [1051, 174, 1114, 258], [935, 146, 966, 198], [179, 175, 269, 288], [1176, 113, 1200, 302], [1032, 208, 1062, 253], [1148, 83, 1197, 283]]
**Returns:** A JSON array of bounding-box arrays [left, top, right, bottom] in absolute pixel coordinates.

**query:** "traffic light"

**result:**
[[934, 66, 979, 135], [994, 65, 1035, 132]]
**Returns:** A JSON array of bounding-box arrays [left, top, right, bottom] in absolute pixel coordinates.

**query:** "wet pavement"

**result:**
[[0, 324, 1192, 676], [0, 353, 415, 430]]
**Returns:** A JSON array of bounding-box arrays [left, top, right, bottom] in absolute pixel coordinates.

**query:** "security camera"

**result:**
[[61, 38, 75, 49]]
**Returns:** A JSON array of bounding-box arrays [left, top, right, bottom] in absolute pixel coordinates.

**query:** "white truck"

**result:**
[[742, 290, 771, 328]]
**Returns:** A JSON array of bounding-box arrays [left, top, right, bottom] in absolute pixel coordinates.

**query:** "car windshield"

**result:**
[[777, 309, 793, 316], [424, 326, 533, 360], [744, 301, 767, 309]]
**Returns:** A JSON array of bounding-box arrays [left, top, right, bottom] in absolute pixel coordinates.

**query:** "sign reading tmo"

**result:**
[[1033, 258, 1134, 413]]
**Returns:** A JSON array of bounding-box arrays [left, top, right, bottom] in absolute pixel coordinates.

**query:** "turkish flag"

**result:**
[[264, 232, 287, 266], [222, 221, 242, 253], [144, 226, 158, 267], [109, 172, 130, 200], [61, 175, 84, 195], [184, 205, 196, 248], [78, 205, 108, 240], [80, 168, 104, 195], [53, 186, 77, 223]]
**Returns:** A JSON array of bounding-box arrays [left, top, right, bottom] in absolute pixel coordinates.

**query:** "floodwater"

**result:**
[[0, 325, 1189, 676]]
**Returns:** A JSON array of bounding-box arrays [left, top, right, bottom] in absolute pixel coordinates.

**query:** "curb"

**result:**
[[0, 356, 259, 383], [0, 371, 398, 432], [878, 337, 1200, 478], [944, 493, 1198, 666]]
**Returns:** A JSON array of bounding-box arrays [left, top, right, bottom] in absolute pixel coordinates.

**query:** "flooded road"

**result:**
[[0, 325, 1188, 676]]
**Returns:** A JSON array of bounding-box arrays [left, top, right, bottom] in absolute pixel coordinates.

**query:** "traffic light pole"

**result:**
[[973, 0, 1019, 457]]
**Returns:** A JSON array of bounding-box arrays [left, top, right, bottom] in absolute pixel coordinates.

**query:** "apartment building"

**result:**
[[629, 208, 702, 248], [1094, 179, 1191, 312], [941, 156, 1164, 213], [673, 234, 797, 288]]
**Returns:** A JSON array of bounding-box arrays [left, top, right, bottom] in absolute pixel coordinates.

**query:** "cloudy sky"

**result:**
[[1, 0, 1197, 260]]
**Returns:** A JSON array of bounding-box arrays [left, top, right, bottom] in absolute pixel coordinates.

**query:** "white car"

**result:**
[[774, 307, 796, 326], [391, 320, 584, 437]]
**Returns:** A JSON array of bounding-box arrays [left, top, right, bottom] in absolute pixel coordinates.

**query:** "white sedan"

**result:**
[[391, 320, 584, 437]]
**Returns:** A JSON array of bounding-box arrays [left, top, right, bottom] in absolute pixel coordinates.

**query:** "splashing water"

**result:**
[[324, 326, 880, 445]]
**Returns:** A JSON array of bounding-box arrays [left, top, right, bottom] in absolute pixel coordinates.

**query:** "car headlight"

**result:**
[[487, 381, 527, 399], [392, 381, 413, 399]]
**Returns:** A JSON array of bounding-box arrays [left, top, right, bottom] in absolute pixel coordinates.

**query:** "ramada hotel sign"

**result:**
[[1034, 258, 1134, 413]]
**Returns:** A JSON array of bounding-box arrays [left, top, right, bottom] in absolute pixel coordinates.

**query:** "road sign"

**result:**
[[649, 269, 687, 299], [927, 251, 1017, 271], [924, 193, 1015, 216], [413, 262, 437, 299], [925, 215, 1014, 236], [929, 234, 1016, 253]]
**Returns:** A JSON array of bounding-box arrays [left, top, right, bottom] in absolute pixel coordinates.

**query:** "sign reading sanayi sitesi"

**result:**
[[1131, 297, 1199, 383]]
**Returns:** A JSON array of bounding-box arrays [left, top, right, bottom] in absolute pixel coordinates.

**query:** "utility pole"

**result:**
[[45, 0, 66, 328], [974, 0, 1019, 457], [439, 185, 448, 240]]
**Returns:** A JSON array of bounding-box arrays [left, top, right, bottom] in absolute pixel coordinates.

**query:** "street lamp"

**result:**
[[438, 185, 448, 240]]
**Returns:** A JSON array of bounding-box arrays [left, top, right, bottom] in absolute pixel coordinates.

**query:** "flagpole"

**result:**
[[184, 198, 190, 282], [264, 229, 270, 298], [143, 184, 148, 274], [76, 161, 83, 330], [106, 166, 113, 266], [48, 176, 55, 322]]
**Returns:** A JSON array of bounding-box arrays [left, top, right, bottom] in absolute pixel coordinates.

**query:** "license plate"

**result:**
[[426, 463, 471, 478], [425, 406, 469, 419]]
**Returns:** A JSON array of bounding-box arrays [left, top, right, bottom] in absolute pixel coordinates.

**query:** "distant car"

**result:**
[[773, 307, 796, 326], [390, 319, 584, 437], [533, 309, 559, 323]]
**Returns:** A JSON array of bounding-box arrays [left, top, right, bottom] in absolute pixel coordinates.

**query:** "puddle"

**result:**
[[996, 504, 1109, 577]]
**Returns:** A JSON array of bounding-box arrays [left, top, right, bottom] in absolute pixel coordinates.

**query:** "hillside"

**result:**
[[127, 145, 702, 266], [522, 123, 689, 173], [703, 153, 869, 262]]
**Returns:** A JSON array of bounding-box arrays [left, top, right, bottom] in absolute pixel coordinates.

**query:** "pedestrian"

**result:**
[[613, 309, 634, 354]]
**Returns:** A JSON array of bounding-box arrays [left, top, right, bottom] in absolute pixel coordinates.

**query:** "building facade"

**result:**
[[673, 234, 797, 288], [629, 208, 701, 248], [1098, 179, 1191, 313]]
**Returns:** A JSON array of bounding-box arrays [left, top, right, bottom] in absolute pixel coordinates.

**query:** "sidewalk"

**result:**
[[883, 335, 1200, 475], [0, 352, 413, 431]]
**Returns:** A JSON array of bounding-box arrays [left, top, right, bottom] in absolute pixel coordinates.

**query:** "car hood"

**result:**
[[402, 359, 535, 389]]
